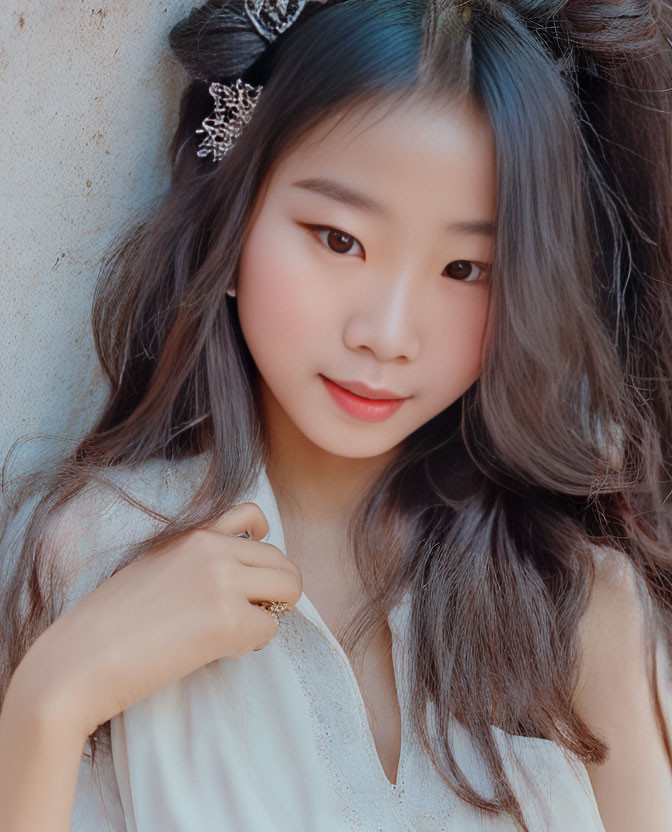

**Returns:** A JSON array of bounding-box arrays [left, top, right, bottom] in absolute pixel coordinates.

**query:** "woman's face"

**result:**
[[236, 93, 496, 461]]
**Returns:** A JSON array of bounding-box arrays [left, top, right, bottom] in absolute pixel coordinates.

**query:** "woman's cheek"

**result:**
[[238, 232, 320, 368], [434, 295, 490, 399]]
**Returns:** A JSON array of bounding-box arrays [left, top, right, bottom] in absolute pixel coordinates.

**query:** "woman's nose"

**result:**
[[341, 273, 421, 363]]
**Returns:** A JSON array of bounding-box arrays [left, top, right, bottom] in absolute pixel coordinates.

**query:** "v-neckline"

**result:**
[[255, 464, 412, 792], [293, 588, 411, 790]]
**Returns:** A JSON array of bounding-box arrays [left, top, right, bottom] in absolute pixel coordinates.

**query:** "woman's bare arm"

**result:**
[[0, 641, 90, 832], [0, 493, 302, 831], [573, 549, 672, 831]]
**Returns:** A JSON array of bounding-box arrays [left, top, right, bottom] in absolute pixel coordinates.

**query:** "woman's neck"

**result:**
[[260, 379, 398, 535]]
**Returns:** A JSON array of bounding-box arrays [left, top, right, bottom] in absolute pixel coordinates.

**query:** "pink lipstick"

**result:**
[[320, 375, 409, 422]]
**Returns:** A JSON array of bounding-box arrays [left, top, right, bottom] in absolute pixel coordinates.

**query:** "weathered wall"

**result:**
[[0, 1, 194, 478]]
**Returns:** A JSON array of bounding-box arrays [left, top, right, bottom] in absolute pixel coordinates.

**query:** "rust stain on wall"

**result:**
[[91, 8, 108, 23]]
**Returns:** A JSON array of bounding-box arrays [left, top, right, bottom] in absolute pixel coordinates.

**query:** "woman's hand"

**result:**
[[16, 502, 302, 738]]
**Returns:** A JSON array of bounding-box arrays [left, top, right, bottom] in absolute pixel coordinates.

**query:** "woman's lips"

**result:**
[[326, 377, 405, 400], [320, 375, 409, 423]]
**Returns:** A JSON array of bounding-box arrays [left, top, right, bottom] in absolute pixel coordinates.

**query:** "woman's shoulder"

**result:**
[[576, 541, 653, 674], [42, 452, 212, 614], [88, 451, 212, 508], [573, 540, 667, 737], [48, 451, 212, 541], [582, 541, 650, 625]]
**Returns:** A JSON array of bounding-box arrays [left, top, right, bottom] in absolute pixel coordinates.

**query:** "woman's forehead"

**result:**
[[268, 94, 497, 228], [283, 91, 491, 162]]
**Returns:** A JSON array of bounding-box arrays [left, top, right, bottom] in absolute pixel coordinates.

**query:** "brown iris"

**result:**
[[325, 229, 356, 254], [445, 260, 477, 281]]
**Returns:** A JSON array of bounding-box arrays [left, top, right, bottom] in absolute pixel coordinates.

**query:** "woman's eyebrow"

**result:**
[[291, 176, 493, 237]]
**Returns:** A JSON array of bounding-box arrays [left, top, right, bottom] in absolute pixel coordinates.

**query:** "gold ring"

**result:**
[[253, 599, 291, 623]]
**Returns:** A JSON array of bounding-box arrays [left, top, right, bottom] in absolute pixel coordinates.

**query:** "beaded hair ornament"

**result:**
[[196, 0, 330, 162]]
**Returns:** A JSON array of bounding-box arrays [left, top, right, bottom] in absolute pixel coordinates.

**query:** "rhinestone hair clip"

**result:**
[[196, 0, 329, 162]]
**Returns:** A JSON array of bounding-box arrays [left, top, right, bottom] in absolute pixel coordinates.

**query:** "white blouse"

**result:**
[[54, 453, 615, 831]]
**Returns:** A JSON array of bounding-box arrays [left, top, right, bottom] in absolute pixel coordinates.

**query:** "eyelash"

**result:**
[[305, 223, 490, 283]]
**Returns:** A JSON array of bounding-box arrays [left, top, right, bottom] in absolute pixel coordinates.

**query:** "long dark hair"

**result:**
[[2, 1, 672, 829]]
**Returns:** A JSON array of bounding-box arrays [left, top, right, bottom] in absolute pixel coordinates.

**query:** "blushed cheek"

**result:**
[[237, 233, 318, 377], [437, 301, 490, 395]]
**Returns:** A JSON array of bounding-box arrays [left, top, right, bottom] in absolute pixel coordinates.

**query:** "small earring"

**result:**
[[225, 286, 237, 298]]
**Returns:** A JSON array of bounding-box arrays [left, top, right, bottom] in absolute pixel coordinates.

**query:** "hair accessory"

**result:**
[[196, 79, 264, 162], [245, 0, 316, 41], [196, 0, 329, 162]]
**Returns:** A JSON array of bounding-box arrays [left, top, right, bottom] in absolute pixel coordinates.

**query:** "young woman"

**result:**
[[1, 1, 671, 830]]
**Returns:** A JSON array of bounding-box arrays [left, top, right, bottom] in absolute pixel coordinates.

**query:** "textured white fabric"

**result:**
[[61, 453, 614, 831]]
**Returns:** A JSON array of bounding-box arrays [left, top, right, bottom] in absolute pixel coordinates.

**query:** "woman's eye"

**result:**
[[443, 260, 489, 282], [306, 226, 488, 282], [309, 225, 363, 257]]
